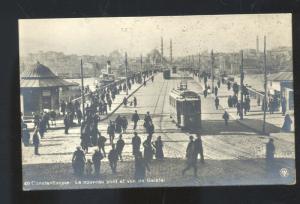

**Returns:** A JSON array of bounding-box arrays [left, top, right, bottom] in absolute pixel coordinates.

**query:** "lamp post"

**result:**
[[211, 50, 214, 93], [262, 36, 267, 134], [240, 50, 244, 120], [125, 52, 128, 95], [80, 59, 85, 121]]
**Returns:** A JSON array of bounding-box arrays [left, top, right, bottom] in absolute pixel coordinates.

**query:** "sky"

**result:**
[[19, 14, 292, 58]]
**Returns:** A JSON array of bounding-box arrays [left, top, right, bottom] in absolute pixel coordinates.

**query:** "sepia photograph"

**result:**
[[19, 14, 295, 190]]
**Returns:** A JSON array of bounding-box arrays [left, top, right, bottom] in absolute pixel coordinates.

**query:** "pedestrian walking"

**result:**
[[269, 99, 274, 114], [194, 133, 204, 163], [32, 129, 40, 155], [72, 146, 86, 176], [281, 96, 287, 116], [233, 82, 239, 95], [33, 112, 40, 128], [61, 100, 66, 116], [203, 89, 208, 98], [227, 96, 231, 107], [76, 109, 82, 125], [38, 116, 47, 138], [236, 101, 241, 115], [107, 98, 112, 111], [143, 111, 152, 129], [282, 114, 292, 132], [146, 121, 155, 139], [257, 96, 261, 106], [21, 124, 30, 146], [64, 113, 71, 134], [245, 96, 251, 113], [115, 115, 123, 133], [74, 100, 80, 112], [107, 120, 116, 144], [123, 97, 128, 106], [116, 134, 125, 161], [97, 132, 107, 157], [182, 136, 197, 176], [90, 121, 98, 146], [143, 136, 154, 163], [86, 159, 93, 176], [121, 116, 128, 132], [217, 80, 221, 88], [152, 136, 164, 160], [232, 94, 238, 107], [132, 110, 140, 130], [132, 132, 141, 157], [215, 96, 219, 110], [108, 144, 118, 174], [227, 81, 231, 90], [134, 151, 150, 181], [92, 149, 104, 176], [43, 112, 50, 130], [80, 121, 90, 153], [133, 97, 137, 107], [223, 110, 229, 126], [266, 138, 275, 172], [214, 86, 218, 97]]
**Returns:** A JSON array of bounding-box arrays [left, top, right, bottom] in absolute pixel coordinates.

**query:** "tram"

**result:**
[[172, 66, 177, 73], [163, 69, 171, 79], [169, 84, 201, 131]]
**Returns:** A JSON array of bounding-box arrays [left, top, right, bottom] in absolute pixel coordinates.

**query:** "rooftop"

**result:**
[[20, 62, 78, 88], [268, 71, 293, 81]]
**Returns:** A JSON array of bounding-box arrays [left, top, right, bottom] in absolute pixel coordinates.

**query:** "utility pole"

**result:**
[[125, 52, 128, 95], [140, 54, 143, 72], [211, 50, 214, 93], [199, 53, 201, 81], [161, 37, 164, 70], [170, 39, 173, 64], [263, 36, 267, 134], [240, 50, 244, 120], [80, 59, 85, 121]]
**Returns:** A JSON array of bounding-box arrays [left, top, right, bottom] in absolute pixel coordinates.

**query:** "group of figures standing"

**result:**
[[198, 71, 293, 131], [71, 108, 164, 181]]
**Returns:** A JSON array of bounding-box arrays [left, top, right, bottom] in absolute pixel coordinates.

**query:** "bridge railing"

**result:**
[[71, 70, 152, 103]]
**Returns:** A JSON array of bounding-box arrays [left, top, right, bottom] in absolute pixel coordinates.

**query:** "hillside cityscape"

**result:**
[[20, 39, 292, 79]]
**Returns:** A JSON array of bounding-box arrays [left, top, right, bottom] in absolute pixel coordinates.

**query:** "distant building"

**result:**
[[20, 62, 78, 115], [268, 71, 293, 110]]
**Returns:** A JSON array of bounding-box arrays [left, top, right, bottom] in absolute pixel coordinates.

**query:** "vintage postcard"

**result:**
[[19, 14, 295, 190]]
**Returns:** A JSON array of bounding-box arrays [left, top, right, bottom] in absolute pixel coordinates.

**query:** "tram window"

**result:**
[[184, 101, 200, 113]]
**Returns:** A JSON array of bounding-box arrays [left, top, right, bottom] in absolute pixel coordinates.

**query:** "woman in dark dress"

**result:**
[[72, 146, 86, 176], [153, 136, 164, 160], [143, 136, 154, 163]]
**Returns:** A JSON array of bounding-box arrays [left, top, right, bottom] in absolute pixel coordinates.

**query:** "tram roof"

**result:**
[[169, 88, 200, 100]]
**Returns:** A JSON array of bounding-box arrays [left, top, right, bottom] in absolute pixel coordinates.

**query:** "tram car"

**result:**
[[172, 66, 177, 73], [163, 69, 171, 79], [169, 88, 201, 131]]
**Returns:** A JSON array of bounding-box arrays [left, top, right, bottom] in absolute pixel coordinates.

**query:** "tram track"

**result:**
[[152, 76, 188, 158]]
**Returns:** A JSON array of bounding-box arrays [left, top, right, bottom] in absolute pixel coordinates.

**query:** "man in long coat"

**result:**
[[182, 136, 197, 176]]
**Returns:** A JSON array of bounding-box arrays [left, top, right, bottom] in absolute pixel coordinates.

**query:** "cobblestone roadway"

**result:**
[[22, 72, 295, 189]]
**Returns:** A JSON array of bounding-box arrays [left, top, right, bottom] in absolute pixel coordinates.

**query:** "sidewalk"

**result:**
[[25, 75, 154, 131], [192, 75, 295, 135]]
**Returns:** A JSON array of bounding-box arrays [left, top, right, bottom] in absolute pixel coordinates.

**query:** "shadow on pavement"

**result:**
[[23, 157, 295, 190], [241, 118, 281, 133]]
